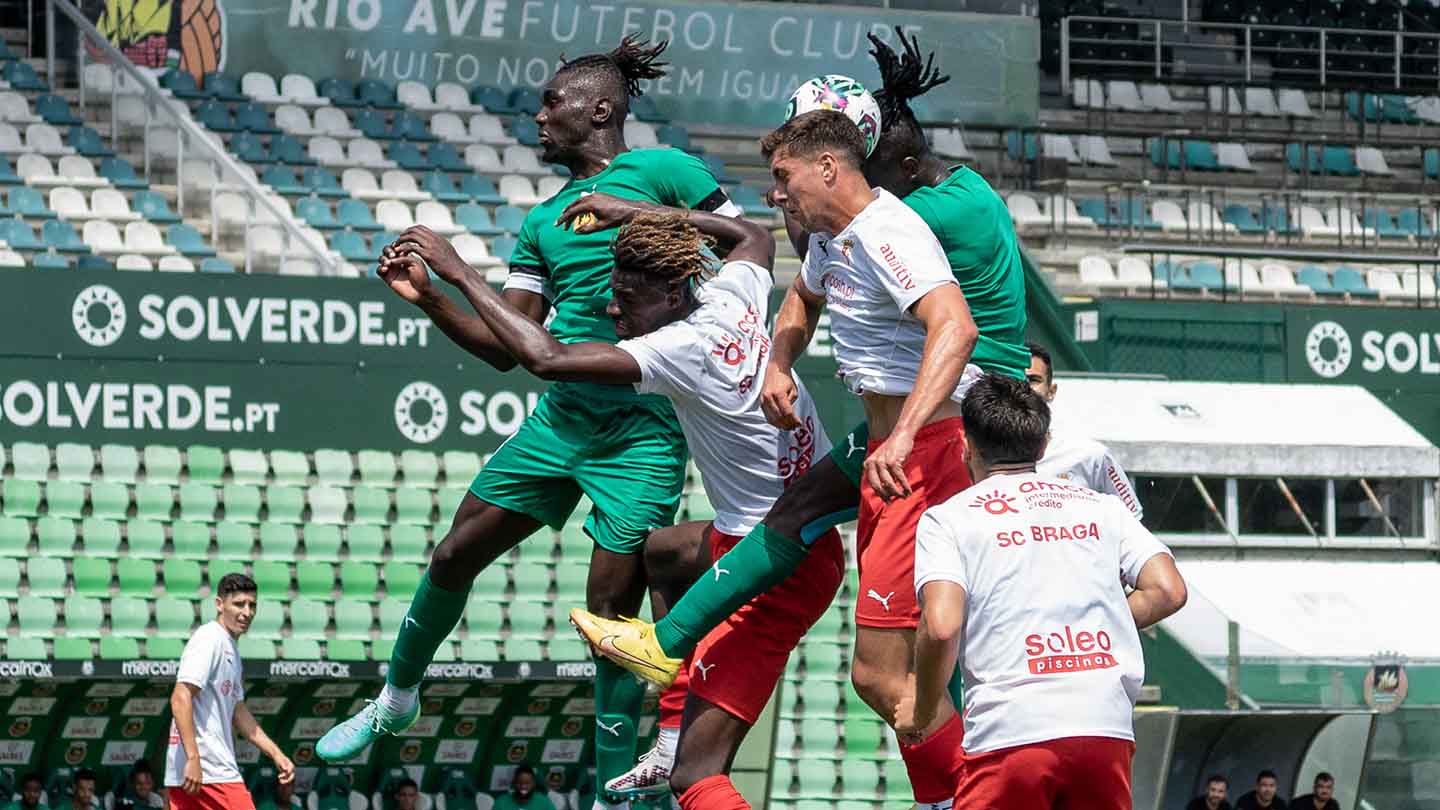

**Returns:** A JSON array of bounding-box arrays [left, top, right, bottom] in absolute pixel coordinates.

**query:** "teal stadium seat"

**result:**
[[2, 480, 41, 516], [266, 486, 305, 523]]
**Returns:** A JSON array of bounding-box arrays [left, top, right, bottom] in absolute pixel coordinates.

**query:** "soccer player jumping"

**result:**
[[317, 37, 736, 810]]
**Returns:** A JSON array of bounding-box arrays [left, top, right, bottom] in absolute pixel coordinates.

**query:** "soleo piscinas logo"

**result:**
[[73, 285, 127, 347], [1305, 320, 1352, 378]]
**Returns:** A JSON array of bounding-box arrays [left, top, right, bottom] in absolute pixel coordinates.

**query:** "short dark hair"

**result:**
[[961, 374, 1051, 465], [760, 110, 867, 168], [20, 773, 42, 788], [74, 770, 97, 784], [1314, 772, 1334, 785], [512, 765, 535, 780], [1257, 770, 1277, 782], [217, 573, 257, 599], [393, 779, 417, 794], [1206, 774, 1228, 786], [1026, 341, 1053, 379]]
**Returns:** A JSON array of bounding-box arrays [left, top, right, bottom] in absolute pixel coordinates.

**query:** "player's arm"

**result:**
[[232, 702, 294, 784], [557, 193, 775, 269], [906, 579, 966, 736], [1127, 553, 1187, 629], [760, 258, 825, 430], [1098, 447, 1144, 520], [168, 682, 203, 795]]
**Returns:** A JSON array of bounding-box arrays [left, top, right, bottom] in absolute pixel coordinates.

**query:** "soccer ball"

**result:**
[[784, 74, 882, 157]]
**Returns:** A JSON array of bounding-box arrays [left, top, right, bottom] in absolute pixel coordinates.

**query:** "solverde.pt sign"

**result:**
[[1289, 310, 1440, 385]]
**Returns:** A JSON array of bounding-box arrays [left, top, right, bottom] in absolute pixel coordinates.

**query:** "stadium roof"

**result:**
[[1049, 378, 1440, 478]]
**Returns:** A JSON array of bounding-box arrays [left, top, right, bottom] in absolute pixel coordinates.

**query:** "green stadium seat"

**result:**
[[333, 602, 373, 639], [269, 450, 309, 485], [117, 558, 158, 596], [266, 486, 305, 523], [810, 604, 845, 638], [0, 564, 16, 596], [257, 523, 298, 560], [503, 639, 542, 661], [796, 761, 837, 797], [555, 563, 587, 601], [340, 561, 379, 601], [511, 563, 550, 600], [549, 637, 588, 661], [800, 719, 838, 755], [44, 481, 86, 519], [26, 556, 66, 596], [215, 523, 254, 560], [0, 516, 28, 557], [351, 486, 390, 524], [325, 639, 367, 660], [346, 525, 385, 561], [147, 637, 185, 658], [209, 560, 246, 589], [372, 638, 396, 660], [72, 557, 111, 596], [126, 520, 166, 558], [804, 643, 845, 679], [251, 560, 290, 597], [284, 638, 322, 659], [442, 451, 481, 485], [53, 637, 93, 659], [55, 443, 94, 481], [560, 523, 591, 560], [394, 488, 432, 525], [239, 636, 276, 659], [99, 445, 140, 483], [171, 521, 211, 559], [229, 449, 269, 485], [379, 598, 409, 634], [473, 565, 507, 600], [840, 761, 879, 797], [460, 638, 498, 660], [433, 639, 457, 662], [2, 480, 41, 517], [100, 636, 140, 659], [155, 598, 195, 637], [186, 445, 225, 483], [383, 562, 422, 597], [81, 518, 122, 557], [686, 492, 716, 522], [296, 562, 335, 600], [179, 484, 218, 522], [142, 445, 183, 484], [399, 450, 439, 488], [313, 449, 353, 486], [302, 525, 342, 561], [223, 484, 263, 523], [881, 759, 909, 798], [162, 558, 202, 597], [465, 598, 502, 637], [9, 442, 49, 480], [357, 450, 396, 486], [89, 482, 131, 520], [63, 596, 103, 637], [248, 602, 284, 638], [438, 486, 467, 517], [389, 525, 429, 562], [843, 717, 885, 757], [17, 596, 58, 635], [308, 486, 347, 523], [507, 601, 547, 638], [134, 484, 175, 520], [109, 597, 150, 637], [289, 597, 329, 639], [4, 637, 46, 659], [35, 517, 76, 557], [517, 535, 554, 563]]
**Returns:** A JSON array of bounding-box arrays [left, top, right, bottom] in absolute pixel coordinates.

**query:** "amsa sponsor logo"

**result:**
[[122, 660, 180, 678], [289, 717, 337, 740], [268, 661, 351, 678], [504, 716, 549, 738], [0, 381, 279, 435], [61, 716, 110, 739], [7, 697, 56, 716], [119, 698, 167, 717], [456, 697, 502, 716], [1024, 624, 1118, 675], [0, 739, 36, 764], [101, 741, 149, 766], [434, 739, 480, 764], [541, 739, 584, 764], [0, 662, 54, 678]]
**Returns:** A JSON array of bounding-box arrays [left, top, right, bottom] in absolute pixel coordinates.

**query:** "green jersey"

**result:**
[[903, 166, 1029, 378]]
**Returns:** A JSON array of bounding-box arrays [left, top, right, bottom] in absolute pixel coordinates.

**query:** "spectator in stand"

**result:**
[[73, 770, 100, 810], [492, 768, 554, 810], [1291, 773, 1341, 810], [6, 773, 44, 810], [391, 779, 419, 810], [271, 776, 304, 810], [109, 763, 164, 810], [1187, 775, 1232, 810], [1235, 770, 1285, 810]]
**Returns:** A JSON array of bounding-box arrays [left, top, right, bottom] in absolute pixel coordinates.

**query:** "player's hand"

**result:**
[[181, 759, 202, 795], [375, 253, 436, 306], [273, 753, 295, 785], [865, 430, 914, 501], [759, 363, 801, 429], [388, 225, 470, 286], [557, 193, 654, 234]]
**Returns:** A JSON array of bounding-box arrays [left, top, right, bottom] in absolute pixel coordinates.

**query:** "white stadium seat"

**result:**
[[536, 176, 566, 199], [314, 107, 361, 138], [1356, 147, 1394, 176], [50, 187, 91, 220], [158, 255, 196, 273], [1075, 135, 1116, 166], [499, 175, 542, 207], [1215, 143, 1255, 172], [1259, 263, 1313, 298], [1006, 193, 1051, 231], [397, 81, 436, 111], [1150, 200, 1189, 232], [1277, 88, 1316, 118], [1105, 81, 1149, 112], [375, 199, 415, 232], [1041, 134, 1081, 164], [124, 221, 176, 255], [242, 72, 282, 103], [429, 113, 474, 143], [452, 233, 502, 267], [1071, 79, 1104, 109], [1366, 267, 1406, 299], [58, 155, 106, 186], [1045, 195, 1098, 229], [342, 168, 384, 200], [83, 219, 125, 253], [469, 114, 514, 145], [1139, 84, 1185, 112], [279, 74, 329, 106], [274, 105, 314, 136], [931, 128, 973, 161], [380, 170, 431, 202], [1244, 87, 1281, 117], [502, 145, 545, 174], [93, 189, 142, 222], [624, 121, 660, 149], [436, 82, 486, 114], [465, 144, 503, 173], [115, 254, 153, 272], [1208, 86, 1243, 114], [416, 201, 464, 236]]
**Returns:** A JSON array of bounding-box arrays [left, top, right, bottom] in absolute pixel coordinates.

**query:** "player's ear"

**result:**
[[902, 155, 921, 179], [1049, 381, 1058, 402], [592, 97, 614, 127], [819, 152, 838, 184]]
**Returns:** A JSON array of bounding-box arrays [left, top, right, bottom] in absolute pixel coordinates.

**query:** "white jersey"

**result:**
[[618, 260, 832, 536], [799, 189, 975, 399], [914, 472, 1172, 754], [1039, 432, 1143, 519], [165, 621, 244, 786]]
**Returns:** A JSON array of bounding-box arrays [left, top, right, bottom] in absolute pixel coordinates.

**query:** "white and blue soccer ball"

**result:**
[[784, 74, 882, 157]]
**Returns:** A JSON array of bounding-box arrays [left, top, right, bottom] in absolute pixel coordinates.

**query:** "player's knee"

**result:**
[[668, 758, 716, 799], [849, 661, 896, 723]]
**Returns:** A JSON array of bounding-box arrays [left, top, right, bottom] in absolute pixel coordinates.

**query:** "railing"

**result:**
[[48, 0, 339, 275], [1061, 15, 1440, 94]]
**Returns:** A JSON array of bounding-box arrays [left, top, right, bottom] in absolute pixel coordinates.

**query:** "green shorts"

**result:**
[[829, 420, 869, 489], [471, 385, 688, 554]]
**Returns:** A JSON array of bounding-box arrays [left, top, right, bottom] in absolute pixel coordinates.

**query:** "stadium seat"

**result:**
[[2, 479, 41, 517], [383, 562, 422, 597], [52, 637, 92, 659], [110, 597, 150, 638], [216, 522, 255, 560], [297, 560, 336, 600], [35, 517, 77, 556], [308, 486, 347, 523], [350, 486, 388, 524], [117, 558, 158, 596], [507, 600, 548, 638], [398, 451, 440, 489], [1277, 89, 1316, 117], [179, 484, 218, 522], [162, 558, 203, 597], [340, 561, 380, 602], [389, 524, 429, 563], [267, 486, 305, 523], [81, 518, 122, 557], [99, 636, 139, 659], [326, 639, 367, 660], [240, 636, 276, 659], [269, 451, 309, 485], [127, 520, 166, 558], [1333, 266, 1380, 298], [45, 482, 86, 519], [71, 557, 111, 597], [17, 595, 58, 634], [156, 597, 196, 637], [0, 517, 27, 557], [252, 559, 290, 599], [284, 638, 322, 659], [223, 484, 263, 523], [63, 596, 104, 637], [334, 600, 374, 640]]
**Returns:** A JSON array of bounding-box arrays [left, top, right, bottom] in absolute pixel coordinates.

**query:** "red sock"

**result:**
[[677, 775, 750, 810], [898, 711, 965, 804], [658, 652, 694, 729]]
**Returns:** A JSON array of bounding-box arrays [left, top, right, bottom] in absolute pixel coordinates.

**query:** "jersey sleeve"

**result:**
[[615, 321, 705, 398], [855, 221, 956, 314], [649, 150, 737, 215], [175, 627, 218, 689], [713, 260, 773, 313], [501, 213, 552, 300], [798, 236, 827, 297], [913, 507, 969, 596], [1114, 500, 1172, 588], [1096, 448, 1143, 520]]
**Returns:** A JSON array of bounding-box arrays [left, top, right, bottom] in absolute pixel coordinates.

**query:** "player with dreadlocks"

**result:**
[[388, 191, 844, 810], [317, 37, 740, 810], [573, 30, 1029, 810]]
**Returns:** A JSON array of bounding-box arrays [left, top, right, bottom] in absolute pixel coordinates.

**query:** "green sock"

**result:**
[[593, 658, 645, 801], [654, 523, 809, 657], [386, 570, 471, 689]]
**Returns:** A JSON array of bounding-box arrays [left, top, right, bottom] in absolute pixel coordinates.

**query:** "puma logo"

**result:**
[[694, 661, 715, 681], [866, 589, 895, 612], [597, 719, 623, 737], [846, 433, 863, 458], [711, 561, 730, 581], [402, 616, 419, 630]]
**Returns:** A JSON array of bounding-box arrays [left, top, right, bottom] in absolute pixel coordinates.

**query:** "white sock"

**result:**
[[653, 726, 679, 761], [376, 683, 418, 716], [917, 800, 954, 810]]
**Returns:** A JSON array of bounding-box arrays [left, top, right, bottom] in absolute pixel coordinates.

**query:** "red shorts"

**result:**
[[855, 417, 971, 629], [688, 525, 845, 724], [168, 783, 254, 810], [956, 736, 1134, 809]]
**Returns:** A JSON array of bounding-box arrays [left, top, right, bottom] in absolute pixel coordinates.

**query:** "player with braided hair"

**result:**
[[317, 37, 739, 810]]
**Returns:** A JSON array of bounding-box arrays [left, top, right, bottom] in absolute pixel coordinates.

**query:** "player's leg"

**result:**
[[669, 701, 751, 810]]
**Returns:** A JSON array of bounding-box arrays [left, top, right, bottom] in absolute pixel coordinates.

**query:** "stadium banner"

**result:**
[[1287, 308, 1440, 386], [155, 0, 1038, 127], [0, 659, 598, 680]]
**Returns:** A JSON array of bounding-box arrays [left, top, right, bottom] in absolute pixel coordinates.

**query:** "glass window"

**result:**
[[1336, 478, 1423, 538], [1237, 477, 1325, 536], [1135, 476, 1227, 533]]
